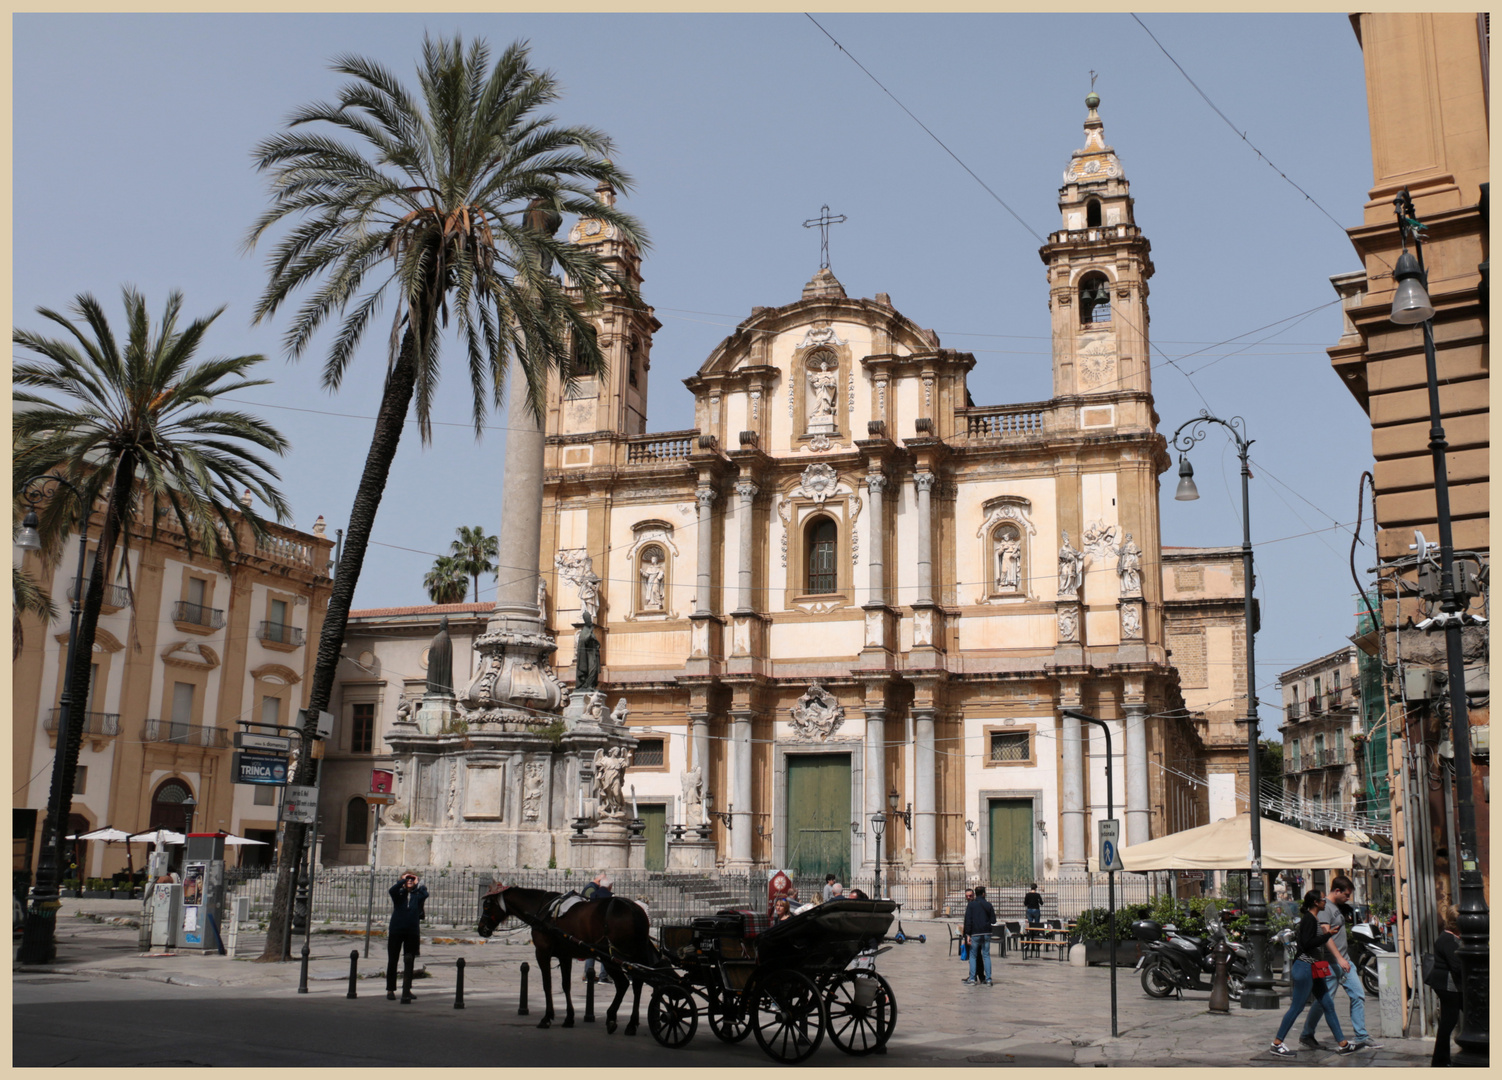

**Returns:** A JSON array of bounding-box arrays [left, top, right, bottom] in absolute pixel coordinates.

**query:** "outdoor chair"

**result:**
[[947, 922, 963, 957]]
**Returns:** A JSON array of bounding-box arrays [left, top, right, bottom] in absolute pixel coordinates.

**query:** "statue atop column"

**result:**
[[681, 766, 704, 827], [425, 616, 454, 697], [575, 610, 601, 692]]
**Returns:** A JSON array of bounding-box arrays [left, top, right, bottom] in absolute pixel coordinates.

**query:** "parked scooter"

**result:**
[[1348, 922, 1391, 997], [1134, 918, 1250, 1000]]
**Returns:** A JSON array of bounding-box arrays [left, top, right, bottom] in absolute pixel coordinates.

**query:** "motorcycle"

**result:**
[[1134, 918, 1249, 1001], [1348, 922, 1391, 997]]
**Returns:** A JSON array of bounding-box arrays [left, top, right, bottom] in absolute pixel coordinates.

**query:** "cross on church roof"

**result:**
[[802, 204, 847, 270]]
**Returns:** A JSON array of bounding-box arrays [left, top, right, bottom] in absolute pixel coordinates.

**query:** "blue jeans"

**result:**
[[1300, 961, 1367, 1042], [1277, 960, 1345, 1044], [967, 934, 992, 982], [1026, 907, 1041, 927]]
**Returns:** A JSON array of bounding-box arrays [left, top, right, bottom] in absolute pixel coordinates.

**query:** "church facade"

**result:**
[[526, 96, 1218, 890]]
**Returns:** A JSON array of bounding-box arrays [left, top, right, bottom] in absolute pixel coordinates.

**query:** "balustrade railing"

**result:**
[[45, 709, 120, 737], [626, 431, 697, 464], [258, 621, 305, 646], [173, 600, 226, 629], [963, 405, 1046, 439], [66, 582, 132, 608], [141, 719, 231, 748]]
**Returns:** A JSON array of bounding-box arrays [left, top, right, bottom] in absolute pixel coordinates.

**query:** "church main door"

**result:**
[[785, 755, 850, 881], [988, 799, 1034, 883]]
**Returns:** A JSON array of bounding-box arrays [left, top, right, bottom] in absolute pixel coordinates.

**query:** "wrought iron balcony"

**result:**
[[140, 719, 231, 748], [65, 582, 132, 608], [258, 620, 304, 646], [1285, 702, 1302, 721], [172, 600, 226, 630], [44, 709, 120, 737]]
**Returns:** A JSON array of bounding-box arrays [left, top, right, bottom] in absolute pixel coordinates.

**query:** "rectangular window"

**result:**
[[270, 598, 288, 627], [633, 738, 664, 767], [74, 766, 87, 795], [990, 731, 1031, 763], [351, 703, 375, 754], [254, 785, 275, 806], [171, 682, 195, 738], [260, 696, 281, 728], [186, 576, 207, 607]]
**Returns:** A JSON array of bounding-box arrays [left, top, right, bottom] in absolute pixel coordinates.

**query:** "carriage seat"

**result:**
[[543, 891, 589, 920]]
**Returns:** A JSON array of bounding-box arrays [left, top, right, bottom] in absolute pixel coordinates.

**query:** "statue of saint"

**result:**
[[1058, 530, 1084, 596], [996, 531, 1022, 591], [425, 616, 454, 696], [1116, 533, 1143, 596], [575, 610, 601, 692], [681, 766, 704, 827], [577, 568, 601, 621], [594, 745, 631, 818], [640, 550, 666, 610], [808, 366, 838, 423]]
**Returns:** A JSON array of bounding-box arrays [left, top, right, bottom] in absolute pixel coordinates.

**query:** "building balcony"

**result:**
[[44, 709, 120, 737], [66, 581, 132, 610], [1324, 688, 1355, 712], [626, 431, 696, 464], [141, 719, 231, 749], [1285, 702, 1302, 721], [257, 620, 304, 648], [172, 600, 226, 633]]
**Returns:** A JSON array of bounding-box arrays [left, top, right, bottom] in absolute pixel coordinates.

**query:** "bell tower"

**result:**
[[552, 176, 661, 438], [1040, 93, 1155, 403]]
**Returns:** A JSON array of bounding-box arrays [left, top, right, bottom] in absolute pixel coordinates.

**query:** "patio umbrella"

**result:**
[[65, 826, 137, 882], [1117, 813, 1393, 872], [128, 829, 186, 846], [217, 833, 269, 846]]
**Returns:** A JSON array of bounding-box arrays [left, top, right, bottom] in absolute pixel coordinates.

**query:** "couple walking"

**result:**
[[1268, 877, 1381, 1057], [961, 885, 996, 986]]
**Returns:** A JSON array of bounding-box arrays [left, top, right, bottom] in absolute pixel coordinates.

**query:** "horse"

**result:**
[[478, 884, 656, 1033]]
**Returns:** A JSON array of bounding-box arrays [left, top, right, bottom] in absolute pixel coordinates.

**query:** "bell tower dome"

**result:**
[[1039, 93, 1155, 405]]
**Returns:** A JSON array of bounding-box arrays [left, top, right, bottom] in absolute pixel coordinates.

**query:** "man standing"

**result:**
[[1024, 883, 1044, 928], [963, 885, 997, 986], [1299, 876, 1381, 1050], [387, 870, 428, 1002], [822, 873, 837, 902]]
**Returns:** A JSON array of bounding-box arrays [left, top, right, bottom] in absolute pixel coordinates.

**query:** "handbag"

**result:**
[[959, 940, 969, 962], [1310, 960, 1332, 979]]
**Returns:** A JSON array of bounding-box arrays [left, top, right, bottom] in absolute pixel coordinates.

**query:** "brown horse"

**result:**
[[478, 884, 656, 1033]]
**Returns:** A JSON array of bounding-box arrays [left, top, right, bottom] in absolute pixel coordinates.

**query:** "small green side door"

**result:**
[[641, 805, 667, 871], [988, 799, 1034, 884], [786, 755, 850, 881]]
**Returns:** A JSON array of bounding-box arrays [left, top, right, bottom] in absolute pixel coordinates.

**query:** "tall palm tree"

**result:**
[[13, 288, 289, 960], [245, 34, 644, 959], [12, 566, 59, 661], [423, 554, 470, 604], [450, 524, 498, 603]]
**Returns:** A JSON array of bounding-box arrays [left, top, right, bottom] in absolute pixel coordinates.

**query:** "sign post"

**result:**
[[1065, 708, 1120, 1040]]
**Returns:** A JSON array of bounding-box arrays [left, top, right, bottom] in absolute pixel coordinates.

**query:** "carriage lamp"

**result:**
[[705, 791, 733, 831], [182, 796, 198, 835], [964, 820, 976, 839], [887, 787, 912, 828], [850, 820, 863, 837], [870, 811, 888, 899]]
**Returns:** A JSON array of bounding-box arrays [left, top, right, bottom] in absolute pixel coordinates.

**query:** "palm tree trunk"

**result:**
[[258, 323, 423, 961]]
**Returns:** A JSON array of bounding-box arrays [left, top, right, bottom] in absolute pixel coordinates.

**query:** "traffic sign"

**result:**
[[366, 793, 394, 805], [1099, 818, 1124, 872], [280, 784, 319, 824], [234, 731, 291, 753], [234, 752, 289, 786]]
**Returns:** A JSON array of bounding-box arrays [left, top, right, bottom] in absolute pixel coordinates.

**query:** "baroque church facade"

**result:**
[[522, 96, 1223, 889]]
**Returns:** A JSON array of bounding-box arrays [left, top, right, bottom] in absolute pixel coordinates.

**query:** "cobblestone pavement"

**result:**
[[15, 900, 1436, 1067]]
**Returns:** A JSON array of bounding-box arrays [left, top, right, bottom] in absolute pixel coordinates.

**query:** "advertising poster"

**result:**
[[183, 861, 206, 907]]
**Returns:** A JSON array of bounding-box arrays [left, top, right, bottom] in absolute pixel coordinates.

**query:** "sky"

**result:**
[[13, 13, 1380, 735]]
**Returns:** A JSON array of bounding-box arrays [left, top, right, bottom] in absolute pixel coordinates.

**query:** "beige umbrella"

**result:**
[[1118, 813, 1393, 872]]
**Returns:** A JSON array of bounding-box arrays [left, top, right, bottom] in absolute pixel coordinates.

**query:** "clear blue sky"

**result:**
[[14, 14, 1378, 733]]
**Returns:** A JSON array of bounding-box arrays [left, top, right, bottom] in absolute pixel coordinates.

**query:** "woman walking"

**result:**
[[1430, 906, 1464, 1066], [1269, 890, 1358, 1057]]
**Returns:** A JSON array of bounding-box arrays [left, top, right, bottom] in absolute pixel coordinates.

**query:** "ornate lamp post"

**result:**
[[15, 473, 90, 965], [182, 796, 198, 835], [1171, 411, 1278, 1010], [1389, 189, 1488, 1066], [869, 809, 888, 899]]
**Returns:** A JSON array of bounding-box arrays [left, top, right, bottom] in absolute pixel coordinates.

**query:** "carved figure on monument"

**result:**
[[395, 697, 416, 725], [584, 691, 608, 724], [1115, 533, 1143, 597], [523, 196, 564, 275], [1058, 605, 1079, 643], [1121, 604, 1142, 639], [593, 745, 631, 818], [537, 577, 548, 615], [610, 697, 630, 726], [681, 766, 704, 826], [640, 549, 666, 610], [523, 761, 546, 822], [995, 529, 1022, 591], [1058, 531, 1084, 596], [577, 569, 601, 620], [789, 682, 845, 740], [555, 549, 602, 619], [385, 760, 409, 827], [1083, 520, 1118, 559], [575, 610, 601, 692], [426, 615, 454, 696], [808, 364, 838, 427]]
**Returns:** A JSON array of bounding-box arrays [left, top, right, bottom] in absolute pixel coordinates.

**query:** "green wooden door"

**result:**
[[988, 799, 1034, 883], [641, 805, 667, 871], [786, 755, 850, 881]]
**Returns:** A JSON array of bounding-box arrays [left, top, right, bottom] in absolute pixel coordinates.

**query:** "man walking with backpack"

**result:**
[[963, 885, 997, 986]]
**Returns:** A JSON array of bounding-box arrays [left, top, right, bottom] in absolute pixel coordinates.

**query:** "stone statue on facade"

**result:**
[[593, 745, 631, 819], [609, 697, 630, 726], [1116, 533, 1143, 597], [426, 616, 454, 696], [808, 364, 838, 428], [789, 682, 845, 740], [681, 766, 704, 827], [1121, 603, 1142, 639], [575, 610, 601, 692], [640, 550, 666, 610], [522, 760, 545, 822], [1058, 605, 1079, 643], [1058, 530, 1084, 596], [995, 531, 1022, 591]]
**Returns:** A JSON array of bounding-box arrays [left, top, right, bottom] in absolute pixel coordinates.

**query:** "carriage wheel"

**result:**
[[751, 970, 825, 1064], [647, 984, 698, 1049], [707, 987, 752, 1043], [824, 971, 897, 1055]]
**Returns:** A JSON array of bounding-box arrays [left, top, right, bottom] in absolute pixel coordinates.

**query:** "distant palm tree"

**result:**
[[450, 525, 498, 603], [245, 34, 643, 959], [12, 566, 58, 661], [13, 289, 288, 944], [423, 554, 470, 604]]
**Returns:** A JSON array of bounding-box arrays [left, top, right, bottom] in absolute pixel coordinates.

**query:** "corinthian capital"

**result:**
[[915, 472, 937, 493], [695, 486, 717, 510], [735, 480, 759, 500]]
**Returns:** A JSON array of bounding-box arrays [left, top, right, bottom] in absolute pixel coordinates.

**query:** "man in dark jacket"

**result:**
[[387, 870, 428, 1001], [963, 886, 997, 986]]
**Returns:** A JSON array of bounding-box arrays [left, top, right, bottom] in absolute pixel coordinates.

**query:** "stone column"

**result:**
[[913, 708, 937, 867], [914, 472, 935, 606], [865, 474, 886, 606], [694, 486, 716, 616], [690, 713, 710, 786], [1124, 700, 1151, 845], [494, 358, 546, 619], [1060, 707, 1087, 876], [863, 709, 886, 872], [728, 711, 753, 867], [735, 480, 758, 612]]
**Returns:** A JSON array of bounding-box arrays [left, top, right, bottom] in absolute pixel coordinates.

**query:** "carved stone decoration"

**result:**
[[864, 609, 883, 647], [585, 691, 608, 724], [445, 763, 459, 822], [609, 697, 630, 726], [790, 682, 845, 740], [1058, 530, 1085, 596], [555, 548, 601, 619], [798, 463, 839, 504], [750, 388, 761, 422], [593, 745, 631, 820], [1078, 335, 1117, 388], [1116, 533, 1143, 597], [1058, 604, 1080, 643], [913, 607, 935, 646], [807, 359, 838, 434], [384, 759, 409, 827], [1121, 603, 1142, 639], [395, 697, 417, 726], [681, 766, 704, 827], [1083, 520, 1118, 559], [798, 324, 846, 350], [523, 761, 545, 822], [807, 433, 832, 452]]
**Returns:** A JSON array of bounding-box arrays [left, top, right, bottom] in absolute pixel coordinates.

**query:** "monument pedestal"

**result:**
[[667, 836, 717, 870], [628, 833, 647, 870], [569, 819, 631, 870]]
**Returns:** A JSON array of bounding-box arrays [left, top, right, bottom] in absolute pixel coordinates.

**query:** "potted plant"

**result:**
[[1071, 904, 1148, 966]]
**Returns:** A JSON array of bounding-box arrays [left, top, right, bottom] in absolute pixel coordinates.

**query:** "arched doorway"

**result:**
[[150, 779, 194, 832]]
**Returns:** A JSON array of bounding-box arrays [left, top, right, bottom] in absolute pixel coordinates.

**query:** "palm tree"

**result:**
[[423, 554, 470, 604], [449, 525, 498, 603], [13, 288, 289, 960], [245, 34, 644, 959], [12, 566, 58, 661]]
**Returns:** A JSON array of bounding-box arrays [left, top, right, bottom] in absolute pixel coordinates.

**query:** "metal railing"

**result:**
[[964, 405, 1046, 439], [141, 719, 231, 748], [936, 874, 1154, 921], [172, 600, 226, 630], [626, 431, 696, 464], [66, 582, 132, 608], [45, 709, 120, 737], [1285, 702, 1302, 720], [258, 621, 304, 646]]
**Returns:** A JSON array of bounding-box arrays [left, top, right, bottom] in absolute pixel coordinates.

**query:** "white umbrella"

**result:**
[[66, 827, 132, 842], [1118, 813, 1394, 872], [128, 829, 186, 846], [218, 833, 269, 846]]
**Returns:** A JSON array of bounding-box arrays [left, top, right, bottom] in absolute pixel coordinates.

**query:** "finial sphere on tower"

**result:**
[[1085, 91, 1100, 109]]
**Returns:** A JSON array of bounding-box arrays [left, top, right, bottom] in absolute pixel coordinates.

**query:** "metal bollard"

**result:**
[[455, 957, 466, 1009], [518, 960, 530, 1015], [347, 950, 359, 999], [584, 968, 595, 1022], [298, 943, 310, 994], [402, 950, 415, 1003]]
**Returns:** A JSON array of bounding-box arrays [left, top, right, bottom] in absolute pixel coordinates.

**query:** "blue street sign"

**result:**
[[234, 751, 289, 786]]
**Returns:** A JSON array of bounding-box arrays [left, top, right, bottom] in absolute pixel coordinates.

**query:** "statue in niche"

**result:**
[[594, 745, 632, 819], [1116, 533, 1143, 597], [425, 616, 454, 696], [808, 362, 838, 427], [523, 761, 545, 822], [681, 766, 704, 827], [574, 611, 601, 692], [995, 528, 1022, 591], [1058, 530, 1084, 596], [640, 548, 666, 610]]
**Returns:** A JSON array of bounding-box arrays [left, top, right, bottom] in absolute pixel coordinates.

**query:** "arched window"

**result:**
[[1086, 199, 1102, 228], [1079, 273, 1111, 325], [805, 517, 838, 594], [150, 779, 193, 832], [638, 543, 667, 612], [345, 797, 369, 845], [992, 523, 1024, 594]]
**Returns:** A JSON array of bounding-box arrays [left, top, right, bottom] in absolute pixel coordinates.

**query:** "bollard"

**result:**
[[455, 957, 466, 1009], [584, 968, 596, 1022], [298, 943, 311, 994], [1208, 941, 1232, 1014], [402, 950, 415, 1003], [518, 961, 530, 1015], [348, 950, 359, 999]]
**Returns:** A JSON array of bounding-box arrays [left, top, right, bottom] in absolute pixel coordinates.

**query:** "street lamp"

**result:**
[[869, 810, 888, 899], [1389, 188, 1489, 1067], [15, 473, 90, 965], [182, 796, 198, 835], [1170, 411, 1278, 1010]]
